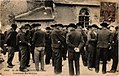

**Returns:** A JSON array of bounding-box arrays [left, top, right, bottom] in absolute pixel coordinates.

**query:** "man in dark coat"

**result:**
[[32, 24, 46, 71], [16, 25, 31, 72], [24, 24, 31, 67], [51, 24, 65, 74], [86, 24, 98, 70], [95, 22, 112, 74], [30, 24, 37, 63], [76, 23, 87, 66], [0, 30, 6, 62], [108, 26, 118, 73], [45, 27, 52, 64], [5, 24, 17, 68], [61, 25, 68, 60], [66, 23, 84, 75], [50, 24, 56, 66]]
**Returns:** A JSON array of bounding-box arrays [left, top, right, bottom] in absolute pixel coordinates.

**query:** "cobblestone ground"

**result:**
[[0, 52, 119, 76]]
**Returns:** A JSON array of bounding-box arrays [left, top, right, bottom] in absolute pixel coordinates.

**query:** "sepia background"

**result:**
[[0, 0, 119, 76]]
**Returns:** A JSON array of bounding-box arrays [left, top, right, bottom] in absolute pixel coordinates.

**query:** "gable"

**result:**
[[15, 6, 54, 21]]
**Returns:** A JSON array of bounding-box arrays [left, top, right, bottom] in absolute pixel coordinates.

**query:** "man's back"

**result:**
[[67, 30, 84, 50], [51, 29, 65, 49], [32, 29, 46, 47], [97, 28, 111, 48]]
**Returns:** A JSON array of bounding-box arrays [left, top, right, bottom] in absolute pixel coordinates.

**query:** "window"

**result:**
[[79, 8, 90, 28]]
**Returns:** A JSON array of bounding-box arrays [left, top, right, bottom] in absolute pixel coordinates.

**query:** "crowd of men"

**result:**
[[0, 22, 118, 75]]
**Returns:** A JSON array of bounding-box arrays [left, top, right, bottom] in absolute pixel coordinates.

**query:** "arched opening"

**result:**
[[78, 8, 90, 28]]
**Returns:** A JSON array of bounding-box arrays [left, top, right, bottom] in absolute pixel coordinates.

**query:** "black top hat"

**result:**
[[68, 23, 77, 28], [11, 24, 17, 28], [100, 22, 109, 27], [46, 27, 51, 30]]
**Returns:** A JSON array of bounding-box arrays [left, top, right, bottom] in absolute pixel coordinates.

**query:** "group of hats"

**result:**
[[88, 24, 99, 28], [88, 22, 109, 28], [67, 22, 109, 28], [20, 23, 41, 29], [31, 23, 41, 28], [50, 24, 64, 28], [68, 23, 77, 28], [19, 22, 110, 30], [50, 23, 77, 28], [100, 22, 109, 27]]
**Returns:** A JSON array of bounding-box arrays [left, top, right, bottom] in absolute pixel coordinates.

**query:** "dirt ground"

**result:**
[[0, 52, 119, 76]]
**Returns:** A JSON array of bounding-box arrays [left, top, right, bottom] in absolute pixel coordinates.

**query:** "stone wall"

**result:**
[[54, 5, 77, 25], [54, 5, 100, 25]]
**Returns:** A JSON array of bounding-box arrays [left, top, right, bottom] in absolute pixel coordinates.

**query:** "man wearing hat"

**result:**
[[86, 24, 98, 70], [108, 26, 118, 73], [66, 23, 84, 75], [16, 25, 31, 72], [95, 22, 112, 74], [62, 25, 68, 61], [32, 23, 46, 71], [51, 23, 65, 74], [56, 24, 67, 61], [76, 23, 88, 66], [30, 23, 37, 63], [45, 27, 52, 64], [50, 24, 56, 66], [5, 24, 17, 68], [24, 24, 31, 67]]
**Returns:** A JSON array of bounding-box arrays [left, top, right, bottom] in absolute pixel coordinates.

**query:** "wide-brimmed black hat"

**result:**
[[46, 27, 51, 30], [68, 23, 77, 28], [11, 24, 17, 28], [100, 22, 109, 27], [50, 25, 54, 27], [24, 24, 31, 29], [63, 25, 68, 28], [91, 24, 99, 28], [31, 24, 35, 28], [88, 25, 92, 28], [51, 24, 57, 28], [31, 23, 41, 28], [56, 24, 63, 27]]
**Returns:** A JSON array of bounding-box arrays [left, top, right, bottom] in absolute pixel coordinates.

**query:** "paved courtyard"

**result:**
[[0, 52, 119, 76]]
